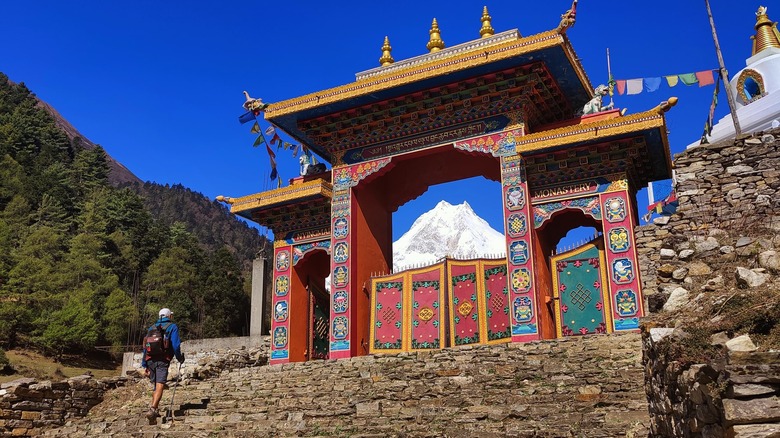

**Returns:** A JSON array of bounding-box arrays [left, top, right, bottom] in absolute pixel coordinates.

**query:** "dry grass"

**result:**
[[0, 349, 121, 384]]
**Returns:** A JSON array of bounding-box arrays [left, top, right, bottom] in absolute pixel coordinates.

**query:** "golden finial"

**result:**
[[752, 6, 780, 56], [479, 6, 494, 38], [427, 18, 445, 52], [379, 36, 394, 66]]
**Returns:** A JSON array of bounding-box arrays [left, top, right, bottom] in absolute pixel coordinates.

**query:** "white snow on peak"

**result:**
[[393, 200, 505, 271]]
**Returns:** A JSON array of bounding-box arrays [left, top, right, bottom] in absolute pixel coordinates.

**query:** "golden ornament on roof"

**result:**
[[752, 6, 780, 56], [379, 36, 394, 66], [479, 6, 494, 39], [427, 18, 445, 52]]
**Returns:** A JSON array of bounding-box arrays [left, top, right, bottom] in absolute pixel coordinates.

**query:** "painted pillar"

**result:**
[[330, 158, 393, 359], [600, 182, 644, 332], [501, 154, 541, 341], [329, 181, 352, 359], [269, 242, 292, 364]]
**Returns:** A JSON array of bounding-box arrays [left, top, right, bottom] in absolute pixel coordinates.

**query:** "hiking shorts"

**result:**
[[146, 360, 170, 384]]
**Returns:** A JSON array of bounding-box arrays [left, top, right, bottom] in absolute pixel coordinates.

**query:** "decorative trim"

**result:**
[[265, 30, 587, 118], [514, 109, 666, 153], [736, 69, 765, 105], [229, 179, 333, 214]]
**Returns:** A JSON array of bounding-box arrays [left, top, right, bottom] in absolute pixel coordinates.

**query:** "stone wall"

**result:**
[[121, 335, 269, 377], [644, 331, 780, 437], [44, 333, 652, 437], [637, 129, 780, 305], [637, 129, 780, 437], [0, 375, 129, 437]]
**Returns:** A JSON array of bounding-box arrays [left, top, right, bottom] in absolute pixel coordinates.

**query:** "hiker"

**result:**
[[141, 307, 185, 422]]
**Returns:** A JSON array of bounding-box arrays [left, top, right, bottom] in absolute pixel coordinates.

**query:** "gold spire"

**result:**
[[752, 6, 780, 56], [479, 6, 494, 39], [427, 18, 445, 52], [379, 36, 394, 66]]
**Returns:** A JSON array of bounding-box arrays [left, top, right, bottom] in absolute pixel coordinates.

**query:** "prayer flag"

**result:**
[[626, 79, 643, 95], [239, 111, 256, 124], [696, 70, 715, 87], [252, 134, 265, 147], [616, 80, 626, 95], [665, 76, 679, 87], [265, 125, 276, 136], [266, 144, 277, 180], [270, 133, 281, 146], [250, 122, 260, 134], [292, 144, 300, 157], [678, 73, 698, 86], [644, 77, 662, 93]]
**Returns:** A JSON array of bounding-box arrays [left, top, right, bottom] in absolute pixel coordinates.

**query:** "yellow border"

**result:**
[[446, 259, 486, 347], [550, 242, 613, 338], [516, 110, 666, 154], [368, 272, 407, 355], [479, 259, 513, 345], [228, 179, 333, 214], [265, 31, 590, 119], [404, 263, 447, 351]]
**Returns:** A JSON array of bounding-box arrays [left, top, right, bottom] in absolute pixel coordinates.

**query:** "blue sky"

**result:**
[[1, 1, 771, 242]]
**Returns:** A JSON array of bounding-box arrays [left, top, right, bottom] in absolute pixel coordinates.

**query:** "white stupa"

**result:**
[[687, 5, 780, 148]]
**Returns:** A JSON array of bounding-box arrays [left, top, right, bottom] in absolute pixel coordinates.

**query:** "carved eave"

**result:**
[[264, 27, 593, 163], [517, 104, 675, 185], [227, 179, 333, 235]]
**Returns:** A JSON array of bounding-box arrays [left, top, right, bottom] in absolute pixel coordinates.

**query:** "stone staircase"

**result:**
[[43, 333, 650, 437]]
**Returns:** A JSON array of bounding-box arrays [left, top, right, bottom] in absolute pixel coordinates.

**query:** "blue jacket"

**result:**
[[141, 317, 184, 367]]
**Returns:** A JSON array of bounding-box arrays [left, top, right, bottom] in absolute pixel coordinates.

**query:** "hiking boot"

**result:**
[[145, 407, 159, 425]]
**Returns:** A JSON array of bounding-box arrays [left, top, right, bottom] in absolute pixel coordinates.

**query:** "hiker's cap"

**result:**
[[159, 308, 173, 318]]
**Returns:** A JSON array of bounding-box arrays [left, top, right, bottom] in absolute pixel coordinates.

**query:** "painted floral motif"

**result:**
[[333, 217, 349, 239], [615, 289, 638, 316], [507, 214, 528, 237], [292, 241, 331, 265], [275, 275, 289, 296], [608, 227, 630, 253], [333, 290, 348, 314], [509, 241, 529, 265], [275, 250, 289, 271], [274, 300, 288, 322], [333, 242, 348, 263], [533, 196, 602, 228], [273, 327, 288, 348], [332, 316, 349, 340], [612, 258, 634, 284], [513, 296, 533, 323], [505, 186, 526, 210], [510, 268, 532, 293], [605, 197, 627, 223]]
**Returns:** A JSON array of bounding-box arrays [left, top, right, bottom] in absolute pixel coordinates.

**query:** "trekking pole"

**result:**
[[167, 362, 183, 424]]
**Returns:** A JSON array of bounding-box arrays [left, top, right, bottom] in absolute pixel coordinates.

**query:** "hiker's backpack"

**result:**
[[143, 322, 172, 361]]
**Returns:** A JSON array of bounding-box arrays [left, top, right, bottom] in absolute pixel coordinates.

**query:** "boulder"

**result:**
[[660, 248, 676, 259], [695, 237, 720, 253], [678, 249, 695, 260], [758, 250, 780, 272], [663, 287, 690, 312], [726, 335, 758, 353], [735, 267, 769, 288], [687, 262, 713, 277]]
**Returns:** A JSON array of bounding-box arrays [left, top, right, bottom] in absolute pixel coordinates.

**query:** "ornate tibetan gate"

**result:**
[[224, 7, 674, 364], [370, 258, 511, 354]]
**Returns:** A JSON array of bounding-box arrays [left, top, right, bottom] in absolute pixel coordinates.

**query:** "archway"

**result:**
[[535, 209, 604, 340], [288, 249, 330, 362]]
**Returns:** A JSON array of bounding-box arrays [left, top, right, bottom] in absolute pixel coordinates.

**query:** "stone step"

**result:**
[[42, 333, 649, 437]]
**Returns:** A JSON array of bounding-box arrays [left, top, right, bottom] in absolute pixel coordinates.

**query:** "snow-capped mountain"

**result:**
[[393, 200, 506, 271]]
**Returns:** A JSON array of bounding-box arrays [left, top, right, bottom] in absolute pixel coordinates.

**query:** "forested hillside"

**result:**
[[0, 73, 263, 359]]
